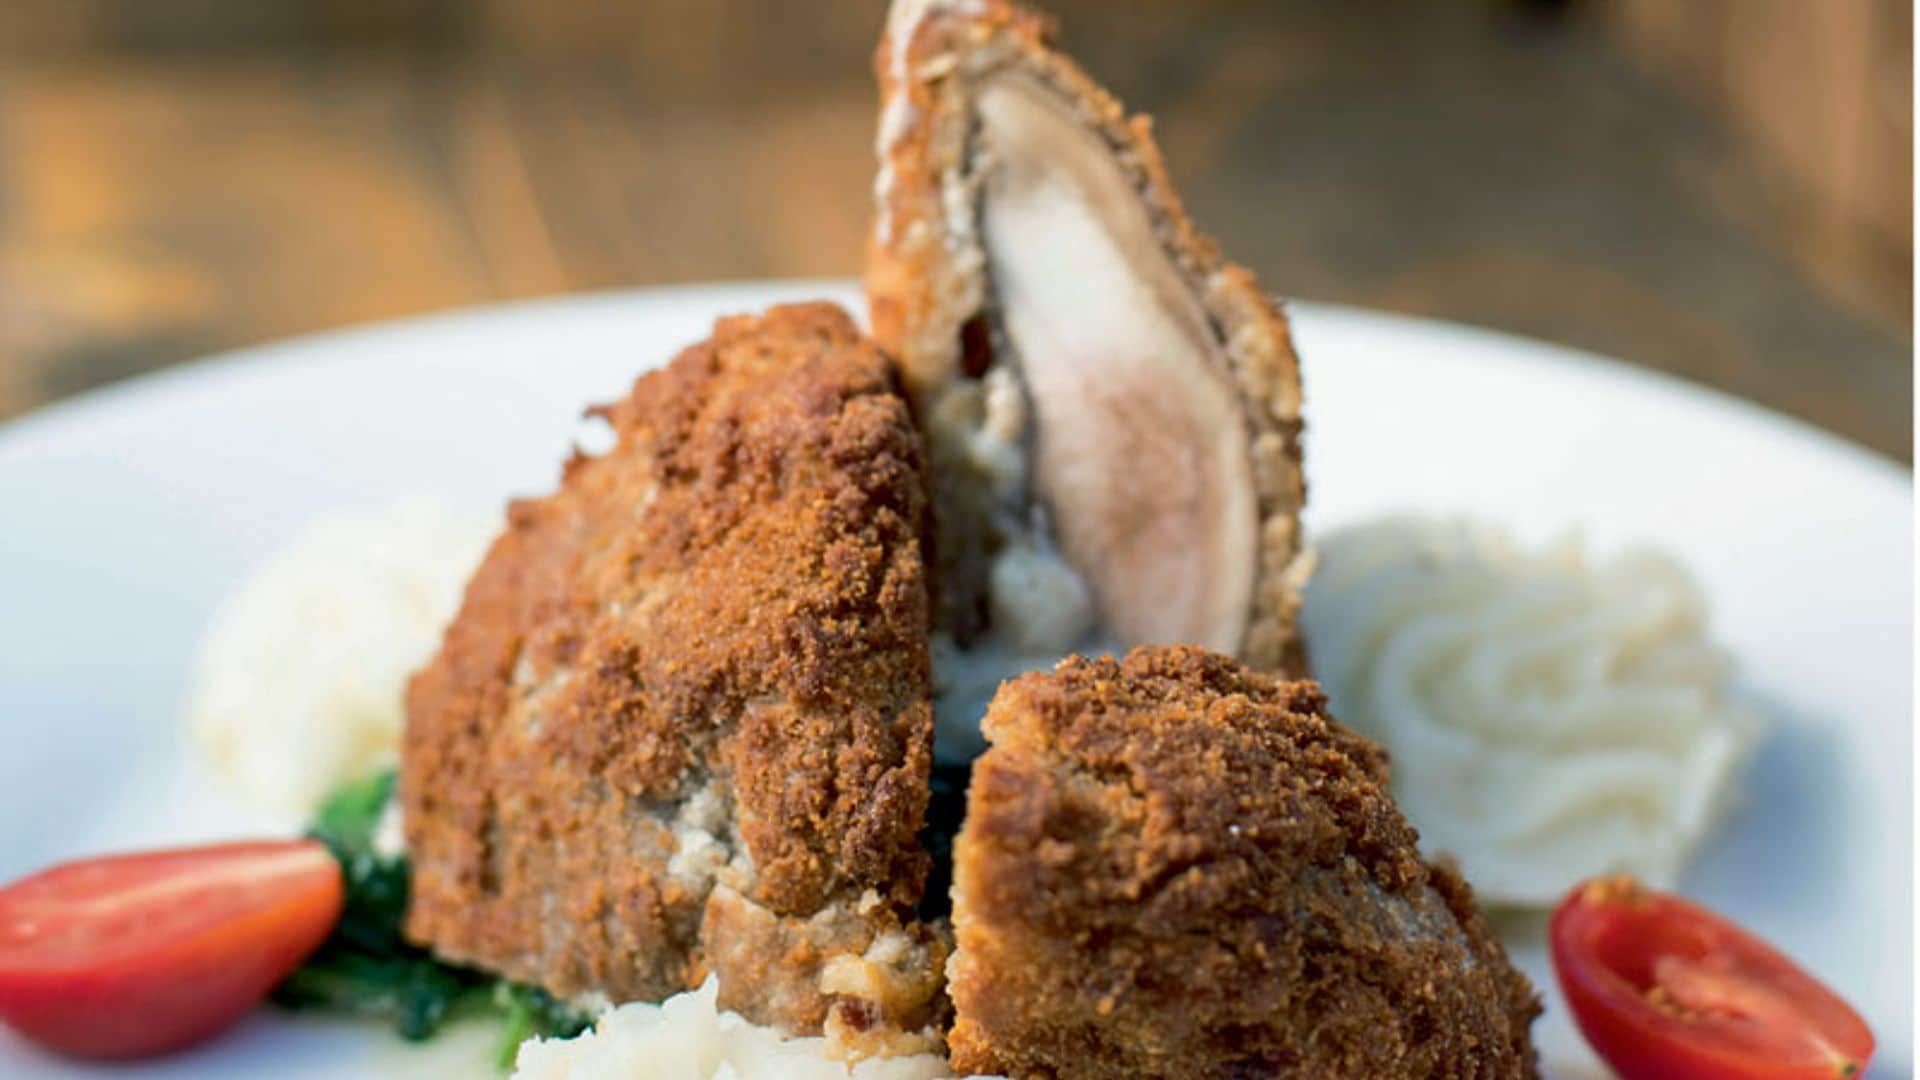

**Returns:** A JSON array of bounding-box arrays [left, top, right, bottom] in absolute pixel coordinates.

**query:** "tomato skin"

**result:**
[[1551, 877, 1874, 1080], [0, 840, 343, 1059]]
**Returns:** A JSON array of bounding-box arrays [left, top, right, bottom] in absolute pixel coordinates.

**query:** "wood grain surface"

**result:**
[[0, 0, 1909, 459]]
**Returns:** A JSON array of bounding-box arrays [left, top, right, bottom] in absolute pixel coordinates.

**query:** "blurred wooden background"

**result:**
[[0, 0, 1909, 458]]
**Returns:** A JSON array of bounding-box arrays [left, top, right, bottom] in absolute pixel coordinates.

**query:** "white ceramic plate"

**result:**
[[0, 280, 1909, 1078]]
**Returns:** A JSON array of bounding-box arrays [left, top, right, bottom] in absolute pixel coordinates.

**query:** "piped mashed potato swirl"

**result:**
[[1301, 516, 1761, 907]]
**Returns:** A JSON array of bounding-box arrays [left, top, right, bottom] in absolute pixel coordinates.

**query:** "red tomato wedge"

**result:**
[[1551, 877, 1874, 1080], [0, 839, 343, 1059]]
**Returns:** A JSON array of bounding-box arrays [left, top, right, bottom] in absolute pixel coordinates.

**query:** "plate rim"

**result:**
[[1, 278, 1909, 497]]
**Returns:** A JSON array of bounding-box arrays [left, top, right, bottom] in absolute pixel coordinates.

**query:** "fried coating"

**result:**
[[947, 646, 1540, 1079], [401, 303, 946, 1038]]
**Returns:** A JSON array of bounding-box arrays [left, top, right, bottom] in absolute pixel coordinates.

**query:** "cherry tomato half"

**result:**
[[0, 839, 343, 1059], [1551, 877, 1873, 1080]]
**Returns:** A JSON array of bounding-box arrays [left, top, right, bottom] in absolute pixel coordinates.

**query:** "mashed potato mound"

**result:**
[[512, 979, 973, 1080], [1301, 516, 1760, 907], [186, 501, 494, 818]]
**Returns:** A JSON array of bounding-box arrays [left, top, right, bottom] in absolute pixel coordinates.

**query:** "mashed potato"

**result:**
[[1301, 516, 1760, 907], [186, 501, 495, 818], [512, 979, 974, 1080]]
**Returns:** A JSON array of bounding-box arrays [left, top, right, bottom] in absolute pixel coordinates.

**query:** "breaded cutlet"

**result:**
[[867, 0, 1311, 677], [401, 303, 947, 1043], [948, 646, 1540, 1079]]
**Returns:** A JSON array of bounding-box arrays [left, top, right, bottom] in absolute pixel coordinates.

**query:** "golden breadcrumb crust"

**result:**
[[948, 646, 1539, 1078], [401, 303, 945, 1036], [865, 0, 1310, 674]]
